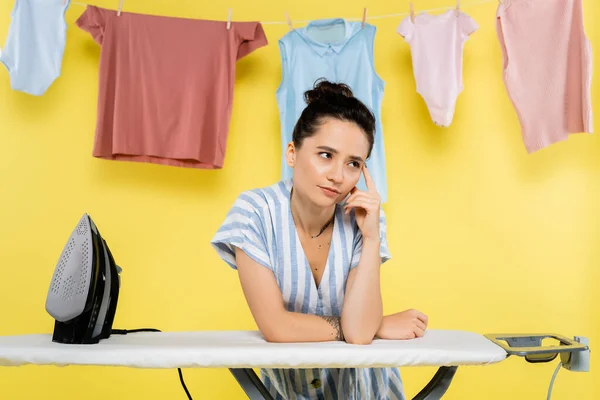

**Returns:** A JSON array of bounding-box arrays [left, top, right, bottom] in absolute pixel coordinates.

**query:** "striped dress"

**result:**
[[211, 179, 405, 400]]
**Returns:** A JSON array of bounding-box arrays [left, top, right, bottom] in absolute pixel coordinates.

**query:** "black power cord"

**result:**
[[111, 328, 193, 400]]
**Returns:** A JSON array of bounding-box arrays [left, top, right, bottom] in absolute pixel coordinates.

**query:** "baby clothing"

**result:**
[[211, 179, 404, 400], [496, 0, 593, 153], [76, 6, 267, 169], [276, 19, 389, 203], [397, 10, 478, 127], [0, 0, 71, 96]]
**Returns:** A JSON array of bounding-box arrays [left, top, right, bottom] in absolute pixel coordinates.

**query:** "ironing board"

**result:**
[[0, 329, 588, 400]]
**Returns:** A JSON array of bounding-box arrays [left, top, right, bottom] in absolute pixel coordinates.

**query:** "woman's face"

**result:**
[[286, 118, 370, 207]]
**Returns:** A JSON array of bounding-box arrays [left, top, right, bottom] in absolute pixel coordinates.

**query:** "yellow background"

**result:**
[[0, 0, 598, 398]]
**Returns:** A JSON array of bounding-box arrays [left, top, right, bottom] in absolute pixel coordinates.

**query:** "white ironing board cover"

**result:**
[[0, 329, 507, 369]]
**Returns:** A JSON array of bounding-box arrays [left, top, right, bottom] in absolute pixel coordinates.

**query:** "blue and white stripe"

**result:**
[[211, 179, 403, 400]]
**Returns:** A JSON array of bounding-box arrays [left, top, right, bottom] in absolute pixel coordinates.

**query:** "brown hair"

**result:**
[[292, 79, 376, 158]]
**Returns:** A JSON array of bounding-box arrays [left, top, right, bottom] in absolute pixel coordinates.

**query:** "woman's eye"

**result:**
[[318, 152, 332, 159], [349, 161, 361, 169]]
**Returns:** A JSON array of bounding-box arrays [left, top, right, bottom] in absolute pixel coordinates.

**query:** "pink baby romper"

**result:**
[[397, 10, 478, 127]]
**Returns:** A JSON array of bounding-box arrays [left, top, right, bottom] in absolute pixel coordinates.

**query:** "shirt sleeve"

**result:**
[[459, 13, 478, 38], [75, 6, 107, 45], [350, 208, 392, 269], [396, 16, 415, 42], [235, 22, 269, 60], [211, 192, 272, 272]]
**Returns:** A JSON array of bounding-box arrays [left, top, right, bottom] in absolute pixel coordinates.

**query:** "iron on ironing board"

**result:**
[[42, 214, 194, 398], [45, 214, 121, 344]]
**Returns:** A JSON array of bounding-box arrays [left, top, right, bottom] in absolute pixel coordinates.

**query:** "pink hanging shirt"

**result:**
[[76, 6, 268, 168], [496, 0, 593, 153]]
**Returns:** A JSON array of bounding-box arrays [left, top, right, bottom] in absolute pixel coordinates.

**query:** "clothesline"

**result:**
[[70, 0, 496, 25]]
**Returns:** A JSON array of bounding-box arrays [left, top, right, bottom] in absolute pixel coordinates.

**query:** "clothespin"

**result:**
[[409, 2, 415, 23], [285, 12, 293, 31], [456, 0, 460, 16], [117, 0, 124, 16], [227, 8, 232, 30], [361, 8, 367, 29]]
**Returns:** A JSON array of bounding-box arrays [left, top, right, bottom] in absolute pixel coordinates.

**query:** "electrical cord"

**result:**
[[111, 328, 193, 400], [546, 360, 562, 400]]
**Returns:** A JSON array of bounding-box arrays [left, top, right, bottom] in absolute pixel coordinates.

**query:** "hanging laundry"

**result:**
[[0, 0, 71, 96], [397, 9, 478, 127], [276, 19, 389, 203], [496, 0, 593, 153], [75, 6, 268, 169]]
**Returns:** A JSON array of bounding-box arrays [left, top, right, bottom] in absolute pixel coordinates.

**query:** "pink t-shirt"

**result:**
[[76, 6, 268, 169]]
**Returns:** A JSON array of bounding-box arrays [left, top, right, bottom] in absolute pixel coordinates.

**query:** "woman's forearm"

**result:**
[[263, 311, 345, 343], [340, 238, 383, 344]]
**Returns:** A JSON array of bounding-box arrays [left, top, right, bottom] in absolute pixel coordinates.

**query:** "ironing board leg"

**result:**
[[229, 366, 457, 400], [411, 366, 458, 400], [229, 368, 275, 400]]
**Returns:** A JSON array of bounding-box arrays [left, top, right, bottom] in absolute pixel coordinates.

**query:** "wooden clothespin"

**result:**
[[456, 0, 460, 16], [117, 0, 124, 16], [285, 12, 293, 31], [409, 2, 415, 23], [227, 8, 232, 30], [361, 8, 368, 29]]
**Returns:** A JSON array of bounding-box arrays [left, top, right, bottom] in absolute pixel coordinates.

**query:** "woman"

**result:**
[[211, 80, 428, 399]]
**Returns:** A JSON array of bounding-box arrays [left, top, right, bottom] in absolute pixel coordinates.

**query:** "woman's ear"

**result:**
[[285, 142, 296, 168]]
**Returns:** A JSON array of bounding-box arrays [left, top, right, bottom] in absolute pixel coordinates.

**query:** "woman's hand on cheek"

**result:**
[[343, 166, 381, 241]]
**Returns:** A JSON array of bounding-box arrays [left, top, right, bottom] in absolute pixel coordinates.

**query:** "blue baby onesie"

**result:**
[[0, 0, 71, 95]]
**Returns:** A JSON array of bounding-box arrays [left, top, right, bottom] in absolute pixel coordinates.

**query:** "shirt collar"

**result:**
[[297, 18, 356, 56]]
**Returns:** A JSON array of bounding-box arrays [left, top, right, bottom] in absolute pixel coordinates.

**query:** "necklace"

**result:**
[[310, 216, 334, 239], [290, 188, 335, 239]]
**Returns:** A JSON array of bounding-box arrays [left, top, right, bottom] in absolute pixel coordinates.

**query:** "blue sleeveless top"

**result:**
[[276, 19, 389, 203]]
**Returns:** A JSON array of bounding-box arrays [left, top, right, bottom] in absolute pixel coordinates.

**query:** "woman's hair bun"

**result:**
[[304, 79, 354, 105], [293, 78, 376, 159]]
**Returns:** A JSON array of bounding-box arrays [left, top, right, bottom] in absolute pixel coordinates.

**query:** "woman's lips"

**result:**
[[319, 186, 340, 198]]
